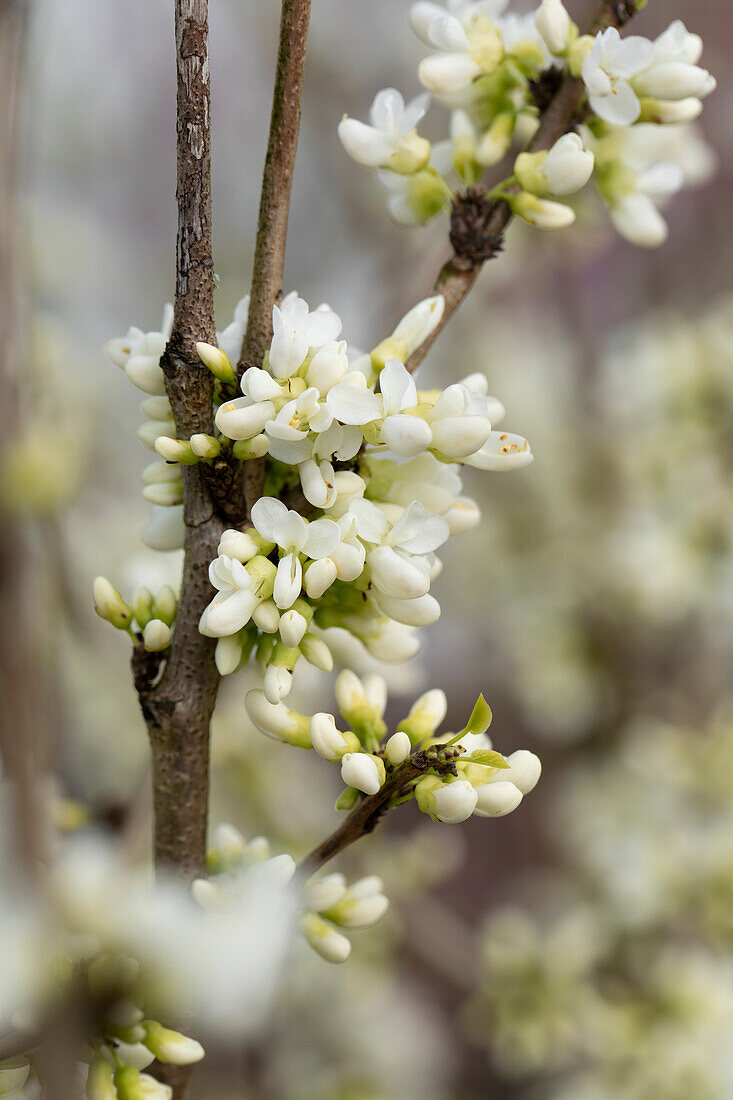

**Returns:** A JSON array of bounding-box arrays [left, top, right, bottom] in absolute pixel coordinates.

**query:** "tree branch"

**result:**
[[146, 0, 221, 887], [405, 0, 644, 374], [238, 0, 312, 376], [298, 747, 459, 878]]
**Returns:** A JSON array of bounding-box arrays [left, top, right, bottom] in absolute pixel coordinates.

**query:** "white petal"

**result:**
[[379, 414, 433, 458], [369, 545, 431, 599], [303, 518, 341, 560], [379, 358, 417, 414], [274, 553, 302, 610], [338, 118, 395, 166], [374, 591, 441, 626], [251, 496, 289, 543], [610, 193, 668, 248], [418, 52, 480, 96], [348, 498, 390, 543], [327, 384, 383, 425], [389, 500, 450, 554]]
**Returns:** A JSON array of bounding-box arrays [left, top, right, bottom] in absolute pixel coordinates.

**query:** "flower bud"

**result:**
[[131, 586, 154, 629], [503, 749, 542, 794], [142, 481, 183, 507], [534, 0, 573, 55], [303, 872, 348, 913], [189, 433, 221, 459], [476, 111, 514, 167], [445, 495, 481, 535], [195, 341, 236, 384], [473, 779, 523, 817], [143, 505, 185, 551], [252, 599, 280, 634], [300, 635, 333, 675], [210, 822, 246, 865], [279, 609, 308, 648], [511, 192, 576, 229], [300, 912, 351, 963], [385, 730, 411, 766], [303, 557, 338, 599], [143, 618, 171, 652], [434, 779, 478, 823], [310, 713, 360, 762], [231, 434, 270, 460], [215, 635, 243, 675], [154, 437, 198, 464], [153, 585, 177, 625], [245, 690, 311, 748], [362, 620, 420, 663], [323, 877, 389, 927], [125, 356, 166, 396], [638, 95, 703, 124], [398, 688, 447, 744], [632, 62, 716, 101], [306, 341, 349, 394], [93, 576, 133, 630], [142, 1021, 204, 1066], [264, 663, 293, 704], [373, 591, 441, 626], [340, 752, 385, 796]]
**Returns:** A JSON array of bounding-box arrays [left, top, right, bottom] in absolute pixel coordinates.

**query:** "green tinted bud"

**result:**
[[514, 150, 548, 194], [246, 555, 277, 600], [196, 342, 236, 384], [131, 586, 154, 629], [152, 585, 177, 625], [93, 577, 133, 630], [388, 132, 431, 175], [568, 33, 594, 76]]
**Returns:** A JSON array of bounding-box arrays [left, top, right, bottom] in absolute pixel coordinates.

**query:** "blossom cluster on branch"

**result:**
[[339, 2, 715, 245]]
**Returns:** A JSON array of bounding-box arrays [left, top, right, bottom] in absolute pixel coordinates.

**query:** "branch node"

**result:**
[[449, 188, 505, 273]]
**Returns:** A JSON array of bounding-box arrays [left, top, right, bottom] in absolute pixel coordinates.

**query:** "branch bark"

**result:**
[[405, 0, 644, 374], [146, 0, 220, 884], [298, 746, 460, 878], [238, 0, 312, 376]]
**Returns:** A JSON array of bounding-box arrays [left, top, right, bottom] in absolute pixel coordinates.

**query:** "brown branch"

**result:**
[[146, 0, 221, 890], [298, 746, 461, 877], [404, 0, 644, 374], [238, 0, 312, 376]]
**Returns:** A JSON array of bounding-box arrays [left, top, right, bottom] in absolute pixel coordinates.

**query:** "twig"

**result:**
[[238, 0, 312, 377], [405, 0, 643, 374], [299, 747, 460, 877], [145, 0, 221, 887]]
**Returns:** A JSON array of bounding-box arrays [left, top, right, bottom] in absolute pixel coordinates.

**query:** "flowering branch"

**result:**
[[142, 0, 221, 884], [238, 0, 312, 376], [404, 0, 646, 375]]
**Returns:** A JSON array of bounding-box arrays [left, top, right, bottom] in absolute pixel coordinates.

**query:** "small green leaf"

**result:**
[[463, 694, 493, 737], [335, 787, 360, 812], [465, 749, 508, 769]]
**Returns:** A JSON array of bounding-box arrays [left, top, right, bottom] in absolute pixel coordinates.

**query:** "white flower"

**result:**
[[465, 429, 533, 470], [423, 381, 494, 458], [534, 0, 571, 56], [632, 20, 715, 102], [516, 133, 594, 197], [329, 513, 367, 582], [199, 555, 258, 637], [104, 304, 172, 396], [375, 359, 433, 457], [472, 779, 523, 817], [376, 295, 445, 364], [263, 664, 293, 704], [350, 498, 448, 600], [142, 504, 185, 551], [216, 294, 250, 363], [412, 1, 506, 96], [340, 752, 385, 796], [433, 779, 479, 823], [250, 497, 340, 610], [297, 457, 337, 509], [269, 293, 342, 379], [376, 164, 451, 225], [581, 28, 655, 126], [373, 591, 441, 626], [215, 394, 276, 442], [609, 167, 681, 248], [338, 88, 431, 173], [305, 341, 350, 394]]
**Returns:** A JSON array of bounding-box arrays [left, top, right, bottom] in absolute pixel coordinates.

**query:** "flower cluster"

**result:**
[[197, 824, 390, 965], [246, 671, 541, 825], [338, 3, 716, 245], [194, 292, 531, 698]]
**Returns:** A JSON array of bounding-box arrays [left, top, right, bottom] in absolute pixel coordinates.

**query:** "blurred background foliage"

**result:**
[[3, 0, 732, 1095]]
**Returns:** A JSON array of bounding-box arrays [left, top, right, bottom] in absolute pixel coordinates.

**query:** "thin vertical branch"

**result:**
[[144, 0, 221, 886], [238, 0, 312, 375]]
